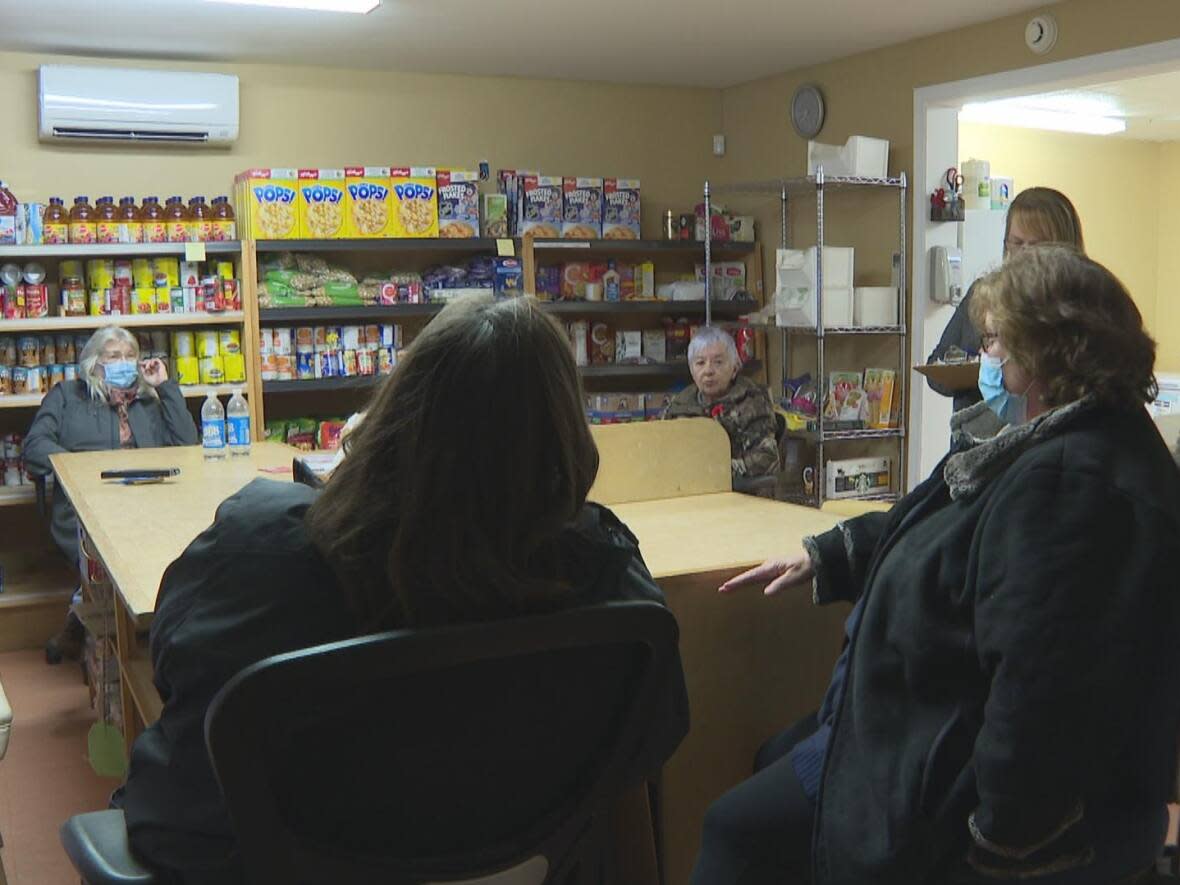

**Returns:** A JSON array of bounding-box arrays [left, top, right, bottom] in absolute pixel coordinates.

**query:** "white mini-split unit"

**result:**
[[38, 65, 240, 146]]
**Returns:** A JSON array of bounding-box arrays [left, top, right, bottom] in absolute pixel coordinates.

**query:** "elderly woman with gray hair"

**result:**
[[662, 325, 779, 480], [25, 325, 198, 661]]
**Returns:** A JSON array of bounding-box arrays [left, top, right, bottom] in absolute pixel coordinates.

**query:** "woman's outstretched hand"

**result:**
[[719, 552, 814, 596]]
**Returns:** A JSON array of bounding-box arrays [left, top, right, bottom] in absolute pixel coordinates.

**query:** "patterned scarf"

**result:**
[[107, 387, 138, 448]]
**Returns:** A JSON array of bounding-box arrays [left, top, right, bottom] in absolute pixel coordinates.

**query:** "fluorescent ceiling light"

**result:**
[[960, 100, 1126, 136], [204, 0, 379, 12]]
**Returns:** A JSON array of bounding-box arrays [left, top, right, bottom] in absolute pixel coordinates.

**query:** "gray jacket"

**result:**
[[24, 379, 198, 562]]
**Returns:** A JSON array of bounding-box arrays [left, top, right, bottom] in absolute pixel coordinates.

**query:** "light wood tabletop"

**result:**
[[50, 442, 300, 623]]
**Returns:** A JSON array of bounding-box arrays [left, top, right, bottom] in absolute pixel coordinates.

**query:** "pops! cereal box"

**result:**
[[345, 167, 393, 238], [603, 178, 641, 240], [298, 169, 347, 240], [235, 169, 299, 239], [389, 167, 438, 238], [436, 170, 480, 238], [520, 175, 563, 239], [562, 177, 603, 239]]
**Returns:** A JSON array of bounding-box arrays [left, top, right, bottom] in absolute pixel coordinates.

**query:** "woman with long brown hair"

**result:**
[[115, 294, 689, 884]]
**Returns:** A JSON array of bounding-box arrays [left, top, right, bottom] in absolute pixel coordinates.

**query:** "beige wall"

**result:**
[[0, 50, 722, 239], [958, 122, 1164, 345], [1156, 142, 1180, 376]]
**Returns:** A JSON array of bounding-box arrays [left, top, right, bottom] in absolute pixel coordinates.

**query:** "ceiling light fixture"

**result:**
[[203, 0, 379, 13], [959, 100, 1126, 136]]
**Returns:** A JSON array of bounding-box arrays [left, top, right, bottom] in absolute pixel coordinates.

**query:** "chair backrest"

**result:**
[[204, 600, 679, 885]]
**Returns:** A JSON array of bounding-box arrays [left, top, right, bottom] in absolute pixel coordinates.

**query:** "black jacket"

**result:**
[[24, 379, 198, 561], [119, 479, 689, 883], [805, 399, 1180, 884], [927, 285, 983, 413]]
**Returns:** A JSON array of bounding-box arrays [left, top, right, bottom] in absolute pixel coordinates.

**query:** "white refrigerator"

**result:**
[[959, 207, 1007, 300]]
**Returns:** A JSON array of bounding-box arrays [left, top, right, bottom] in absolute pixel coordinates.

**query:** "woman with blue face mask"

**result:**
[[696, 246, 1180, 885], [25, 325, 198, 663]]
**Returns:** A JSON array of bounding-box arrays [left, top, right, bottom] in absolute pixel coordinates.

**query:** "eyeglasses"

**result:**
[[1003, 237, 1041, 251]]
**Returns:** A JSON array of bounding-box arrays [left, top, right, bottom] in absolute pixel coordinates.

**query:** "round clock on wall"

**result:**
[[790, 84, 826, 138]]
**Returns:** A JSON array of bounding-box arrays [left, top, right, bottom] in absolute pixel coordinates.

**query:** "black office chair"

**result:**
[[204, 599, 678, 885]]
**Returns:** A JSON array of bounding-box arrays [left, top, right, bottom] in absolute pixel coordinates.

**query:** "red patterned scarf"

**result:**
[[107, 387, 138, 448]]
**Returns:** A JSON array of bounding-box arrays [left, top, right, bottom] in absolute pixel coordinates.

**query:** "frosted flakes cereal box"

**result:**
[[345, 167, 393, 238], [298, 169, 347, 240], [562, 177, 603, 239], [603, 178, 641, 240], [436, 170, 480, 238], [520, 175, 562, 239], [389, 167, 438, 238], [235, 168, 298, 239]]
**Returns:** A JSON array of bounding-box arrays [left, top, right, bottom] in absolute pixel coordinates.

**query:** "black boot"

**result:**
[[45, 610, 85, 665]]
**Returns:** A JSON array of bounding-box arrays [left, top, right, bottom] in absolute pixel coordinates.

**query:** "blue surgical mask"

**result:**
[[978, 353, 1027, 424], [103, 359, 139, 389]]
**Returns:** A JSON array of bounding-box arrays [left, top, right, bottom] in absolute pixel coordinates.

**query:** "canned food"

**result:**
[[22, 263, 46, 285], [2, 286, 26, 320], [61, 277, 85, 316], [217, 329, 241, 356], [198, 355, 225, 384], [194, 331, 219, 359], [295, 350, 316, 380], [0, 265, 21, 288], [22, 284, 49, 318], [39, 335, 55, 365]]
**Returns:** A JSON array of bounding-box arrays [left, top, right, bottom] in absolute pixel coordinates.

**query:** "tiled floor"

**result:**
[[0, 649, 121, 885]]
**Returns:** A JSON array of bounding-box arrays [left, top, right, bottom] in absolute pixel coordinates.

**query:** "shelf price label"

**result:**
[[496, 239, 515, 257], [185, 242, 207, 261]]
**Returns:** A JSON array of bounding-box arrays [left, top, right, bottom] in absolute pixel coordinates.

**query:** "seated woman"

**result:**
[[662, 325, 778, 481], [693, 246, 1180, 885], [24, 325, 198, 662], [116, 294, 690, 884]]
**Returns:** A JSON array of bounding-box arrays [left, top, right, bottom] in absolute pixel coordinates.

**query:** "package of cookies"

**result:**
[[345, 167, 393, 238], [436, 170, 480, 239], [562, 177, 603, 239], [298, 169, 347, 239], [390, 167, 439, 238], [520, 175, 562, 239], [603, 178, 641, 240], [234, 169, 298, 239]]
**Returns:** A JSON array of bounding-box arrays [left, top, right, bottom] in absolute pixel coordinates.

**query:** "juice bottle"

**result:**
[[69, 196, 96, 244], [141, 197, 166, 243], [118, 197, 143, 244], [43, 198, 69, 245], [165, 196, 189, 243], [187, 196, 212, 242], [211, 196, 236, 242], [95, 196, 119, 244]]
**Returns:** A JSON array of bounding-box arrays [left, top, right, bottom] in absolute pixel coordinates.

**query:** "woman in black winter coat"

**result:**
[[694, 246, 1180, 885]]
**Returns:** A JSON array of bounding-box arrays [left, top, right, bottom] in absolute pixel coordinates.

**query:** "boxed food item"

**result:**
[[493, 257, 523, 298], [389, 167, 438, 238], [568, 320, 589, 366], [589, 321, 614, 364], [345, 167, 393, 238], [696, 261, 747, 301], [483, 194, 508, 238], [826, 456, 891, 500], [560, 262, 606, 301], [603, 178, 641, 240], [863, 368, 897, 429], [498, 169, 529, 237], [298, 169, 347, 240], [437, 170, 480, 238], [642, 329, 666, 363], [823, 371, 865, 425], [535, 265, 561, 301], [665, 318, 691, 361], [615, 330, 643, 364], [645, 391, 673, 420], [562, 177, 603, 239], [636, 261, 656, 300], [234, 169, 299, 239], [520, 175, 563, 239]]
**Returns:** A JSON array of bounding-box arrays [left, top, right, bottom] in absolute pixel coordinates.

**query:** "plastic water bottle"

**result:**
[[226, 388, 251, 456], [201, 392, 226, 461]]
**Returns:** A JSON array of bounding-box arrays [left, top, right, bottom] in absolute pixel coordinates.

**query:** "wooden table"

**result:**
[[50, 442, 299, 750]]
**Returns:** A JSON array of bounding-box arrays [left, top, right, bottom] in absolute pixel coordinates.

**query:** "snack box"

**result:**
[[826, 456, 891, 500], [345, 167, 393, 238], [562, 177, 603, 239], [298, 169, 348, 240], [520, 175, 563, 239], [493, 257, 523, 298], [483, 194, 509, 238], [389, 167, 438, 239], [234, 168, 299, 240], [603, 178, 641, 240], [437, 170, 480, 239]]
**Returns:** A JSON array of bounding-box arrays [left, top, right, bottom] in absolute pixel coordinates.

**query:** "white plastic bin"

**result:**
[[807, 136, 889, 179], [775, 246, 854, 328]]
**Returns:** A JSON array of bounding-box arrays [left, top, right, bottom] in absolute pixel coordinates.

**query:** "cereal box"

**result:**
[[562, 177, 603, 239], [436, 170, 480, 239], [298, 169, 347, 240], [345, 167, 393, 238], [520, 175, 562, 239], [483, 194, 508, 238], [603, 178, 641, 240], [234, 169, 298, 240], [389, 167, 438, 238]]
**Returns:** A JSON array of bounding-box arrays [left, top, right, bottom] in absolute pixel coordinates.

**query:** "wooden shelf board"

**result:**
[[0, 242, 242, 259], [0, 312, 245, 333]]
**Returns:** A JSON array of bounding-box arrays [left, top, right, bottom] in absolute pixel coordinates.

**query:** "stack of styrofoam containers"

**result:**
[[807, 136, 890, 179], [774, 246, 854, 328], [852, 287, 899, 327]]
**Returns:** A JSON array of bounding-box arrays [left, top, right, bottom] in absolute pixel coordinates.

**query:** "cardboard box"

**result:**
[[437, 170, 480, 238], [562, 177, 603, 239], [345, 167, 393, 238], [389, 167, 438, 238], [483, 194, 508, 238], [826, 456, 891, 500], [520, 175, 563, 238], [235, 168, 299, 239], [298, 169, 347, 239], [615, 330, 643, 364], [642, 328, 666, 363], [603, 178, 641, 240]]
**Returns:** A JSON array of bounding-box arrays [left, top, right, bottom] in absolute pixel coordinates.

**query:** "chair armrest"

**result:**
[[59, 810, 160, 885], [0, 678, 10, 761]]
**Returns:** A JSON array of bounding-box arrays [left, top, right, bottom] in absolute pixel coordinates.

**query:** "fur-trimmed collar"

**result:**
[[943, 396, 1098, 501]]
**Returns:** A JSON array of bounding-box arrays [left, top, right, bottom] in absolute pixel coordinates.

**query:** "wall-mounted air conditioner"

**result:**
[[38, 65, 239, 146]]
